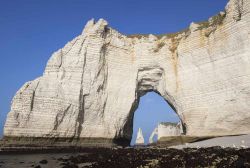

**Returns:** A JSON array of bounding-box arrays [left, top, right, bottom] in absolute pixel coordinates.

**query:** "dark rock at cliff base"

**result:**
[[54, 147, 250, 168], [39, 159, 48, 164]]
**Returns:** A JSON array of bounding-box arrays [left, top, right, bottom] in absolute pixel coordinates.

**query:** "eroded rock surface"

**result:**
[[4, 0, 250, 145]]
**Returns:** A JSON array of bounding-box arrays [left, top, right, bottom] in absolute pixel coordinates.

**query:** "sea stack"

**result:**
[[135, 128, 145, 146]]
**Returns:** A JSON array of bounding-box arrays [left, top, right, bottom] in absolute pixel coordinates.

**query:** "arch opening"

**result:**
[[129, 91, 184, 146]]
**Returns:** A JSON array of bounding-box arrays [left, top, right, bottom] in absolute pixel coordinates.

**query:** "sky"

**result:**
[[0, 0, 228, 140]]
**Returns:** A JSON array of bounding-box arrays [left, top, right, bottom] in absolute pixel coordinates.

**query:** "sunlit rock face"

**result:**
[[4, 0, 250, 145], [158, 122, 183, 139]]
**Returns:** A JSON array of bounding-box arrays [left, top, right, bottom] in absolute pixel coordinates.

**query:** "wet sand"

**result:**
[[0, 147, 249, 168]]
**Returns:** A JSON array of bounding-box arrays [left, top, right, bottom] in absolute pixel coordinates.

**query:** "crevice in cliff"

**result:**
[[53, 104, 72, 130], [30, 81, 40, 112], [99, 65, 109, 119], [73, 44, 88, 138], [100, 97, 107, 119], [14, 113, 20, 127], [96, 41, 109, 119], [96, 42, 109, 83], [63, 38, 80, 56], [77, 39, 86, 56], [58, 50, 63, 69], [57, 38, 83, 71], [233, 0, 244, 21], [75, 92, 87, 138], [13, 80, 40, 128], [30, 91, 35, 112], [101, 26, 110, 39], [75, 93, 85, 138], [25, 80, 40, 125]]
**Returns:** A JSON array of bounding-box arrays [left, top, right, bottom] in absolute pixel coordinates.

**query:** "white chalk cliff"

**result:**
[[4, 0, 250, 145]]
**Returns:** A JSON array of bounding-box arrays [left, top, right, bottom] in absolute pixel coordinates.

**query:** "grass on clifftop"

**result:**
[[127, 28, 190, 40], [127, 11, 226, 40], [197, 12, 226, 30]]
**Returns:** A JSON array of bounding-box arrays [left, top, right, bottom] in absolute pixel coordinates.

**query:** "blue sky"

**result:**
[[0, 0, 228, 140]]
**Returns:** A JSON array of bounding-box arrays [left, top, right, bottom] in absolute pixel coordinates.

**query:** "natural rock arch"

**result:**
[[122, 65, 187, 145], [124, 86, 185, 144], [3, 0, 250, 146]]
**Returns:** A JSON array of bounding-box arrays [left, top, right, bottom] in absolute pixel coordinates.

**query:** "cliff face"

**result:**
[[4, 0, 250, 145]]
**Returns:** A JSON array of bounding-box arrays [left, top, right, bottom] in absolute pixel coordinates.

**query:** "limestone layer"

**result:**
[[4, 0, 250, 145]]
